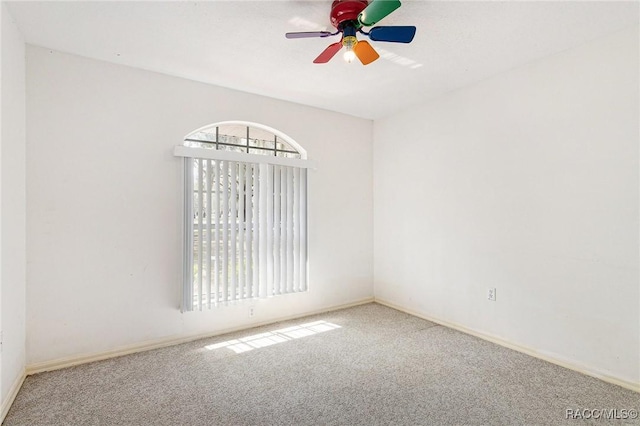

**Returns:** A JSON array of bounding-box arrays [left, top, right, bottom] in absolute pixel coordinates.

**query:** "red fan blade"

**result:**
[[313, 42, 343, 64]]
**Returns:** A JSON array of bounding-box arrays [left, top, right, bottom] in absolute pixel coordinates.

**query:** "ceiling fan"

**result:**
[[285, 0, 416, 65]]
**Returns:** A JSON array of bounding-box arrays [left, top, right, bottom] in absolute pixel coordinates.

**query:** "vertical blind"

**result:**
[[184, 157, 307, 311]]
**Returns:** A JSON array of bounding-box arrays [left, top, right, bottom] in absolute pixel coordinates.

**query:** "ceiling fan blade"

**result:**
[[313, 42, 343, 64], [353, 40, 380, 65], [286, 31, 335, 39], [358, 0, 401, 27], [368, 26, 416, 43]]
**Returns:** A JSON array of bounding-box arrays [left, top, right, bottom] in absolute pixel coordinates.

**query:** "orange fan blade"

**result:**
[[353, 40, 380, 65], [313, 42, 343, 64]]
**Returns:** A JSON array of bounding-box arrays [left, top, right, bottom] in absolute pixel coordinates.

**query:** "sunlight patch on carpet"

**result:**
[[205, 320, 341, 354]]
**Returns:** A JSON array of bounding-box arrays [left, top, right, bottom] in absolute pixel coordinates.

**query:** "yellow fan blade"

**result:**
[[353, 40, 380, 66]]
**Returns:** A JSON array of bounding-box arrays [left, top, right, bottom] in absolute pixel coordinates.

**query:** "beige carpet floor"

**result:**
[[4, 303, 639, 425]]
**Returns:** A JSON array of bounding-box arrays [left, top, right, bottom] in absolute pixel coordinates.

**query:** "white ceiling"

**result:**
[[6, 1, 639, 119]]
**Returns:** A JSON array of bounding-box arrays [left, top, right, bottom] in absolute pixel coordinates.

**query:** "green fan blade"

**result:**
[[358, 0, 401, 27]]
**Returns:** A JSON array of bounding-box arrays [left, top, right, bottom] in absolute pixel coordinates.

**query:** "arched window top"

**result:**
[[184, 121, 306, 160]]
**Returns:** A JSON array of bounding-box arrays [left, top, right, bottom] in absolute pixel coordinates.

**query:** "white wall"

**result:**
[[26, 46, 373, 364], [0, 1, 27, 404], [373, 26, 639, 385]]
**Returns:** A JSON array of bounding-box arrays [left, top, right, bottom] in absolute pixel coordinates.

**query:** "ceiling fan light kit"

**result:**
[[285, 0, 416, 66]]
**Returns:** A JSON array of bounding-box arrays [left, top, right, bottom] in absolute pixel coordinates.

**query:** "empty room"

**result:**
[[1, 0, 638, 424]]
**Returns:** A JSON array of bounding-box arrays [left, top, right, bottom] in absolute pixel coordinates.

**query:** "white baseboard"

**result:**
[[24, 295, 636, 403], [1, 369, 26, 424], [374, 297, 639, 393], [26, 297, 375, 376]]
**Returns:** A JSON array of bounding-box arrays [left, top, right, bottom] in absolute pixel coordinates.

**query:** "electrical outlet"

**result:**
[[487, 288, 497, 301], [249, 306, 255, 318]]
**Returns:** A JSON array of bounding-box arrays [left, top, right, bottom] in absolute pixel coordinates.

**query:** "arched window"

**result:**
[[184, 121, 306, 160], [174, 122, 312, 311]]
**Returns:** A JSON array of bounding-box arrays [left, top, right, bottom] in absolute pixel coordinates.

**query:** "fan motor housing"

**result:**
[[330, 0, 369, 28]]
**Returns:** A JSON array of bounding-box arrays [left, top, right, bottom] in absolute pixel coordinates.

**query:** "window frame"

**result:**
[[175, 121, 315, 312], [183, 121, 308, 160]]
